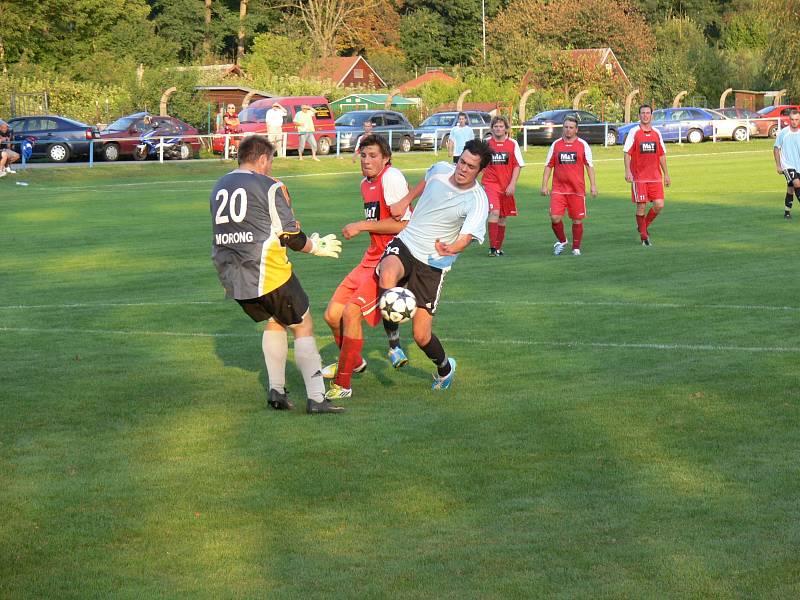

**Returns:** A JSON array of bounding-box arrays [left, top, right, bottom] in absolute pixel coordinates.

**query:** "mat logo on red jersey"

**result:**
[[558, 151, 578, 164], [640, 141, 657, 153], [364, 201, 379, 220], [491, 152, 510, 165]]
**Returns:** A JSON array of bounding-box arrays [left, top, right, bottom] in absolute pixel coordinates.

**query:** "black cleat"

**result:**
[[641, 238, 652, 247], [785, 211, 792, 220], [488, 247, 498, 257], [267, 388, 294, 410], [306, 398, 345, 414], [495, 249, 505, 256]]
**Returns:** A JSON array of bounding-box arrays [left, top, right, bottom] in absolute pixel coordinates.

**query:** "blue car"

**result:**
[[617, 107, 715, 145]]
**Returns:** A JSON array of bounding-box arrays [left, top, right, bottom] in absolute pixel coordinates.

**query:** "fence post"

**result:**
[[336, 130, 341, 158], [604, 123, 609, 148], [746, 118, 750, 141], [433, 130, 438, 156], [89, 140, 94, 168], [159, 137, 164, 162], [388, 129, 393, 149], [524, 126, 528, 152], [224, 134, 230, 160], [677, 124, 682, 145]]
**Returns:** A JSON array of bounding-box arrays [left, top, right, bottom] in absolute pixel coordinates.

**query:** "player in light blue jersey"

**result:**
[[380, 139, 491, 390], [773, 109, 800, 219], [447, 112, 475, 163]]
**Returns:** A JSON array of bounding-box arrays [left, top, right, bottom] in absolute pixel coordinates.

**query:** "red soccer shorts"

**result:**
[[550, 192, 586, 220], [330, 263, 382, 326], [485, 185, 518, 217], [631, 181, 664, 203]]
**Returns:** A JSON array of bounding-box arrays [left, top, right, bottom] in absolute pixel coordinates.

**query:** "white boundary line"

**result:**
[[0, 325, 796, 353], [0, 298, 796, 312]]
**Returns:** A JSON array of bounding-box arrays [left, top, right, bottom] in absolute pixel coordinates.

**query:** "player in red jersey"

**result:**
[[482, 115, 525, 256], [540, 116, 597, 256], [623, 104, 671, 246], [323, 134, 412, 400]]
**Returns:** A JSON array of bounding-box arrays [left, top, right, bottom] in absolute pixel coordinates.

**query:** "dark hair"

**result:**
[[238, 135, 275, 165], [790, 109, 800, 117], [463, 139, 492, 170], [357, 133, 391, 159], [364, 120, 374, 127], [639, 104, 653, 114], [457, 112, 468, 120], [563, 115, 579, 126]]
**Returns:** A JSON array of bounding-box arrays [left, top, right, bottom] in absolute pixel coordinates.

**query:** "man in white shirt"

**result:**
[[265, 102, 288, 158], [773, 109, 800, 219]]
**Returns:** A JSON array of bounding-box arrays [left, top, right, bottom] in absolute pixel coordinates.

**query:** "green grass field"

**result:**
[[2, 140, 798, 599]]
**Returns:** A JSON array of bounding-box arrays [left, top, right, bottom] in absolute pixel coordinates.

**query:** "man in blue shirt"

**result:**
[[447, 112, 475, 164], [773, 109, 800, 219]]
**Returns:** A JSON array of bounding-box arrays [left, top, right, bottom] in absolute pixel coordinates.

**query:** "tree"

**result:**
[[293, 0, 375, 59], [237, 0, 249, 63], [762, 0, 800, 95]]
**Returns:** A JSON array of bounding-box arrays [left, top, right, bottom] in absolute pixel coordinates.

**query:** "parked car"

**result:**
[[617, 107, 715, 145], [516, 109, 618, 146], [704, 108, 759, 141], [717, 107, 772, 137], [413, 111, 492, 150], [6, 115, 100, 162], [756, 105, 800, 138], [100, 112, 201, 161], [335, 110, 416, 153], [211, 96, 336, 156]]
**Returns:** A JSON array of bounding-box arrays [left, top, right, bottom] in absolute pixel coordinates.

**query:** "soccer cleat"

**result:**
[[322, 357, 367, 379], [267, 388, 294, 410], [0, 171, 6, 178], [431, 357, 457, 390], [785, 211, 792, 220], [6, 167, 16, 174], [495, 249, 505, 256], [307, 398, 345, 414], [642, 238, 652, 247], [488, 248, 498, 257], [388, 346, 409, 369], [571, 248, 581, 256], [553, 241, 568, 256], [324, 383, 353, 400]]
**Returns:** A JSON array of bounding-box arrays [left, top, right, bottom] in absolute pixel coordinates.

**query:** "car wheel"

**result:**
[[769, 125, 779, 139], [102, 143, 120, 162], [400, 136, 412, 153], [687, 129, 704, 144], [317, 136, 331, 155], [178, 143, 191, 160], [732, 126, 748, 142], [605, 130, 617, 146], [48, 143, 70, 162]]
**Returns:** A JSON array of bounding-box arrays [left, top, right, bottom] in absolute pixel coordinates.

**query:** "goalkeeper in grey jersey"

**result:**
[[210, 135, 344, 414]]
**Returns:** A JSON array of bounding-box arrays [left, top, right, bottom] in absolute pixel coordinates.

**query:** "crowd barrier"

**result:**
[[2, 116, 786, 169]]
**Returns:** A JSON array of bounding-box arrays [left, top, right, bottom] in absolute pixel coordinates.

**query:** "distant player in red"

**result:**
[[482, 115, 524, 256], [623, 104, 671, 246], [540, 116, 597, 256], [323, 134, 411, 400]]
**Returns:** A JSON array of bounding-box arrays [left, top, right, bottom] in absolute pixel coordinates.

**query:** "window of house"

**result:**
[[354, 68, 364, 79]]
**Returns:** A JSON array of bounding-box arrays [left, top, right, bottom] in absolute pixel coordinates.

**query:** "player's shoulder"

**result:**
[[427, 161, 455, 180], [384, 165, 406, 180]]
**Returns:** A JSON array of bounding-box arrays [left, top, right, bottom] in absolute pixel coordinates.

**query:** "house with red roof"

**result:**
[[302, 55, 387, 88]]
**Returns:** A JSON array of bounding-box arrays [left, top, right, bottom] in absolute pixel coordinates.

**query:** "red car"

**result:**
[[755, 105, 800, 138], [211, 95, 336, 156], [717, 107, 772, 138], [100, 112, 202, 161]]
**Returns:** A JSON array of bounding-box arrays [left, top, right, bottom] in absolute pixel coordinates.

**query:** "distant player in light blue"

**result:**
[[447, 112, 475, 164], [773, 109, 800, 219], [380, 139, 491, 391]]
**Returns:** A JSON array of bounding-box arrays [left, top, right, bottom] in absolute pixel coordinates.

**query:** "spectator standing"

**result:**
[[293, 104, 320, 162]]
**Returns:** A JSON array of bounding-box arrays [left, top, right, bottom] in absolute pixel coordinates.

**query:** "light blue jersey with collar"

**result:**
[[449, 124, 475, 156], [397, 162, 488, 269], [774, 127, 800, 170]]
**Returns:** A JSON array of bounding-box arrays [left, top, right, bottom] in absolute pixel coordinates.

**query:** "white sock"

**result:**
[[262, 330, 287, 393], [294, 336, 325, 402]]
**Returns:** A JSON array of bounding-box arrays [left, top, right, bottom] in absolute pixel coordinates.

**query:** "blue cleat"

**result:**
[[388, 346, 409, 369], [431, 358, 457, 390]]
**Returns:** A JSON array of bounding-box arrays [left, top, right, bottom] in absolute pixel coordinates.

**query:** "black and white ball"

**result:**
[[379, 287, 418, 324]]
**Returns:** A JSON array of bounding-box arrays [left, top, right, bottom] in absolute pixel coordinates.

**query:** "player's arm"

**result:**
[[659, 155, 671, 187], [540, 166, 552, 196], [435, 233, 475, 256], [272, 183, 341, 257], [774, 146, 784, 174], [505, 165, 521, 196], [623, 152, 633, 183], [587, 165, 598, 197], [342, 217, 407, 239], [389, 178, 425, 219]]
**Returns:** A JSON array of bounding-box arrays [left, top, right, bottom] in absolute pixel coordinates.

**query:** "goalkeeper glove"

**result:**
[[309, 233, 342, 258]]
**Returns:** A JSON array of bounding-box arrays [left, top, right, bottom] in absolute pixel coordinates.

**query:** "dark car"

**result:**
[[413, 111, 492, 150], [6, 115, 100, 162], [335, 110, 415, 153], [99, 112, 202, 161], [717, 107, 771, 137], [517, 109, 618, 146]]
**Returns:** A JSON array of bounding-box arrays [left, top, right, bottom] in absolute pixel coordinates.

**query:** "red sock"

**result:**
[[334, 334, 343, 349], [551, 221, 566, 243], [488, 222, 499, 248], [636, 214, 646, 239], [334, 336, 363, 389], [645, 208, 658, 225], [571, 223, 583, 249], [496, 224, 506, 249]]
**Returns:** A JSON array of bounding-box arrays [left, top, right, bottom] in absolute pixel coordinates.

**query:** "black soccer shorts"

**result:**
[[236, 272, 309, 326], [381, 238, 447, 315], [783, 169, 800, 185]]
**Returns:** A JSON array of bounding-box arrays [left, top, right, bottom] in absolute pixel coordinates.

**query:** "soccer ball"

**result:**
[[379, 287, 417, 324]]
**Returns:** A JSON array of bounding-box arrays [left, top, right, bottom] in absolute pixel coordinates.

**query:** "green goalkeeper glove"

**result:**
[[309, 233, 342, 258]]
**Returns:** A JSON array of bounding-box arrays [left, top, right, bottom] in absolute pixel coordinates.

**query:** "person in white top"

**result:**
[[381, 139, 492, 392], [352, 119, 375, 163], [773, 109, 800, 219], [265, 102, 288, 158]]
